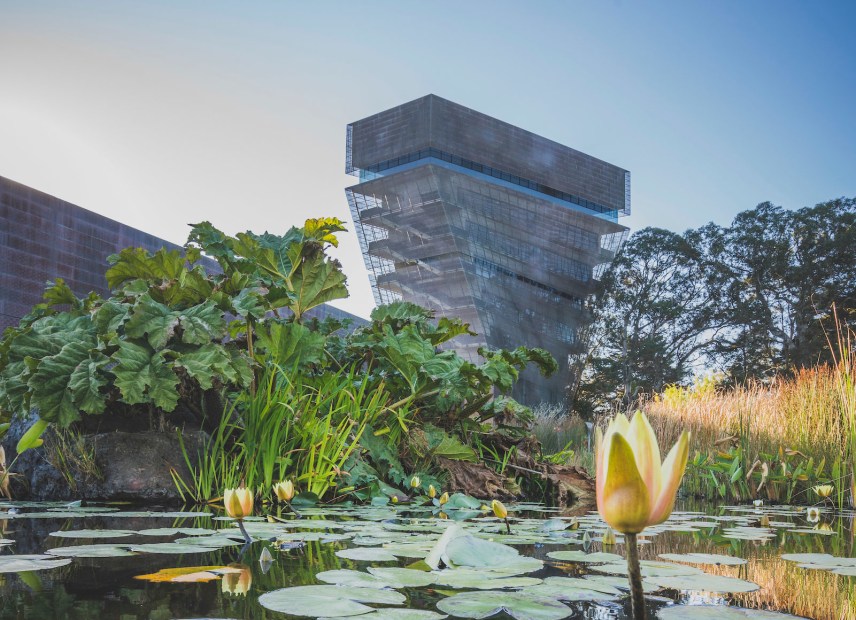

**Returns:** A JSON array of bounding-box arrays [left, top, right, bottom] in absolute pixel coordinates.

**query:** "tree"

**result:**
[[575, 227, 723, 414]]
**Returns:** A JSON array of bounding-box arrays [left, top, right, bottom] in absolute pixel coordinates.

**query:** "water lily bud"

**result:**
[[221, 564, 252, 596], [602, 527, 617, 545], [391, 495, 399, 504], [224, 487, 254, 520], [428, 485, 437, 498], [273, 480, 295, 502], [410, 475, 421, 489], [438, 511, 448, 519], [568, 518, 580, 530], [595, 411, 690, 534], [813, 484, 833, 498], [491, 499, 508, 519], [438, 492, 449, 505]]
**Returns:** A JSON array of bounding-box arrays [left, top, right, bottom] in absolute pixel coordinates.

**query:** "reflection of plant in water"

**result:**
[[636, 508, 855, 620]]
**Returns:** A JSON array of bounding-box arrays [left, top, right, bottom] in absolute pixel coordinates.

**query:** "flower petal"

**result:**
[[628, 411, 662, 508], [601, 432, 651, 534], [649, 431, 690, 525]]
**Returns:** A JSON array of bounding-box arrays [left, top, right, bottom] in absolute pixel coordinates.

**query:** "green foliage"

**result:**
[[174, 364, 396, 502], [0, 218, 351, 428], [1, 216, 555, 506]]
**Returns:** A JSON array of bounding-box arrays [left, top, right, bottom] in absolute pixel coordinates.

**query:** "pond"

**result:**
[[0, 499, 854, 620]]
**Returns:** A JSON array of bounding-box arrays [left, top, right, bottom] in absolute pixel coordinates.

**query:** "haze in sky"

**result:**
[[1, 1, 854, 319]]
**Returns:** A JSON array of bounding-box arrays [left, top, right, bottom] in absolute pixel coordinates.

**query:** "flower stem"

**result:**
[[504, 517, 511, 535], [286, 500, 302, 519], [625, 532, 646, 620], [237, 519, 252, 545]]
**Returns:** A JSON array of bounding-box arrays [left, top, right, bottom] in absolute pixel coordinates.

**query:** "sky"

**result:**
[[1, 1, 854, 319]]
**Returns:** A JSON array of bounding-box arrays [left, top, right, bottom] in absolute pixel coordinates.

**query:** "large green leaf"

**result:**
[[68, 351, 110, 415], [105, 247, 186, 290], [290, 253, 348, 320], [177, 300, 226, 344], [29, 337, 99, 425], [256, 321, 327, 368], [111, 340, 180, 411], [125, 294, 179, 349]]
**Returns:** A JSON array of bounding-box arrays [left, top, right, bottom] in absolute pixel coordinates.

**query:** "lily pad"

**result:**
[[316, 569, 414, 590], [49, 529, 138, 539], [658, 553, 747, 566], [436, 590, 572, 620], [0, 555, 72, 573], [591, 561, 703, 578], [658, 605, 807, 619], [584, 574, 661, 593], [443, 535, 541, 573], [649, 574, 760, 593], [433, 570, 542, 590], [368, 567, 438, 588], [46, 544, 137, 558], [136, 527, 219, 537], [520, 576, 619, 601], [135, 565, 235, 583], [546, 551, 622, 563], [336, 547, 399, 562], [258, 585, 405, 617], [129, 543, 221, 554], [322, 611, 447, 620]]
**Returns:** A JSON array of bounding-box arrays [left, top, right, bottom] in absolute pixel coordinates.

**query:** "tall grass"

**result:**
[[531, 405, 594, 471], [641, 360, 855, 505], [173, 364, 398, 503]]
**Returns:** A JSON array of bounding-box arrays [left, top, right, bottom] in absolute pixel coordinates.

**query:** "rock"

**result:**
[[2, 412, 206, 502]]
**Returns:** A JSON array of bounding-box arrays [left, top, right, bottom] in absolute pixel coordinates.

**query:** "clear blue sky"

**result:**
[[1, 1, 854, 318]]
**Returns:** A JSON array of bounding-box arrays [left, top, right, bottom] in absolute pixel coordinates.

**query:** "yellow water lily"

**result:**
[[410, 475, 421, 489], [491, 499, 507, 519], [438, 492, 449, 505], [813, 484, 833, 498], [224, 486, 254, 520], [428, 484, 437, 498], [273, 480, 295, 502], [595, 411, 690, 534]]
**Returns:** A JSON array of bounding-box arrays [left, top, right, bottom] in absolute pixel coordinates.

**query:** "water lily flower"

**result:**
[[753, 499, 763, 507], [224, 487, 254, 520], [596, 411, 690, 620], [410, 475, 421, 489], [491, 499, 508, 519], [602, 527, 617, 545], [273, 480, 295, 502], [813, 484, 833, 498], [221, 564, 252, 596], [595, 411, 690, 534], [428, 485, 437, 498], [438, 492, 449, 505], [806, 507, 821, 523]]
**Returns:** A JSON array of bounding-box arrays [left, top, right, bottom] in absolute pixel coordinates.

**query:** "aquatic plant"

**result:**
[[595, 410, 690, 619]]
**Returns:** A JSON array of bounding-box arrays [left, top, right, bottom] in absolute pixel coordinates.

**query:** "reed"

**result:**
[[641, 361, 855, 504]]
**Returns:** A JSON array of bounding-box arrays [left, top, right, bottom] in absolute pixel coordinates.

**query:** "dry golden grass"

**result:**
[[643, 366, 850, 469]]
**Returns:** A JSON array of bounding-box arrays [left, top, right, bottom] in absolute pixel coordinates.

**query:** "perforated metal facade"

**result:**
[[346, 96, 629, 405]]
